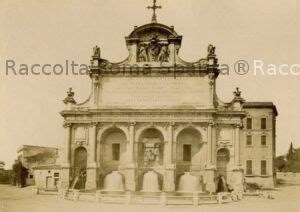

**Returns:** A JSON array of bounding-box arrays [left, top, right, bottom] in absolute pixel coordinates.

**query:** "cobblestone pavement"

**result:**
[[0, 185, 299, 212]]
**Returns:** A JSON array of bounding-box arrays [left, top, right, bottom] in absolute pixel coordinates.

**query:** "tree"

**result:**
[[285, 142, 296, 172], [11, 160, 28, 187], [275, 155, 286, 171], [286, 142, 295, 162]]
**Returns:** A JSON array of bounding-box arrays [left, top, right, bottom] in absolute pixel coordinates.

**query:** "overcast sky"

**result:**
[[0, 0, 299, 168]]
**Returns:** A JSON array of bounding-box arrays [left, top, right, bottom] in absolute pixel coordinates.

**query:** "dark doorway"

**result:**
[[216, 148, 230, 179], [73, 147, 87, 189]]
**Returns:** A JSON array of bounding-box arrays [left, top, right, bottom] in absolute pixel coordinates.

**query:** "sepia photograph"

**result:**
[[0, 0, 299, 211]]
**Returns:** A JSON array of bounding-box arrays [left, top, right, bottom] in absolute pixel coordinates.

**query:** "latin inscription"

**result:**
[[100, 77, 210, 108]]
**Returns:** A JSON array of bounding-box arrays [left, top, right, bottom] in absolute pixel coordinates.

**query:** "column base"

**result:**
[[205, 168, 216, 193], [164, 165, 175, 192], [124, 165, 136, 191], [232, 169, 244, 193], [85, 166, 97, 190], [60, 166, 70, 189]]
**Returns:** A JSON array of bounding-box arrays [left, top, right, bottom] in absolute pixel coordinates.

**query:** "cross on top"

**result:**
[[147, 0, 162, 23]]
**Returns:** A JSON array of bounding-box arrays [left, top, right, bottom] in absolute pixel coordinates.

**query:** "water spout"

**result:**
[[178, 172, 203, 193], [103, 171, 125, 191], [141, 170, 160, 192]]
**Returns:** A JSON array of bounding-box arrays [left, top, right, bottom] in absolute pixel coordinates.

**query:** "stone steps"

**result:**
[[59, 190, 236, 206]]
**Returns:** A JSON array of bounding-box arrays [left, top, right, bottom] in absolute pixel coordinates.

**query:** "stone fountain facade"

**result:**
[[59, 13, 277, 193]]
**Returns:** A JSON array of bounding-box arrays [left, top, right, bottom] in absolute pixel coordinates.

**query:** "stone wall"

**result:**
[[277, 172, 300, 185]]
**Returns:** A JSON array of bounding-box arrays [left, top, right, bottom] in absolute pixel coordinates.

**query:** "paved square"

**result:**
[[0, 185, 299, 212]]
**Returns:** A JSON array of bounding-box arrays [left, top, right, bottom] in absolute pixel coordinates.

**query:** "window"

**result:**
[[112, 143, 120, 161], [246, 118, 252, 129], [261, 160, 267, 175], [261, 135, 267, 146], [54, 173, 59, 177], [246, 160, 253, 175], [183, 144, 192, 162], [246, 135, 252, 146], [261, 118, 267, 129]]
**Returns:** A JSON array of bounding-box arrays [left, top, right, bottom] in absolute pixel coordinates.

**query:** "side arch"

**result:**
[[174, 124, 206, 143], [72, 146, 87, 189], [97, 124, 129, 143]]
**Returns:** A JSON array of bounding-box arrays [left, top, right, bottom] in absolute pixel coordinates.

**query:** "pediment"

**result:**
[[127, 23, 181, 41]]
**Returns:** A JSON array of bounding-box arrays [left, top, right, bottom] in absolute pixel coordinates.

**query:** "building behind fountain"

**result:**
[[58, 2, 278, 193]]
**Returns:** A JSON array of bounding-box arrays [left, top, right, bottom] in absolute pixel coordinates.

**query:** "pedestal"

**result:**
[[85, 164, 97, 190], [232, 168, 244, 193], [205, 168, 216, 193], [124, 164, 136, 191], [164, 165, 175, 192], [160, 192, 167, 206], [60, 166, 70, 189]]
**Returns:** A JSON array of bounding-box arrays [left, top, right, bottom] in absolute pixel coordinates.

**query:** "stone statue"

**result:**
[[93, 45, 101, 58], [63, 87, 76, 104], [144, 148, 154, 165], [158, 45, 170, 62], [207, 44, 215, 56], [148, 43, 160, 62], [233, 87, 241, 98], [138, 45, 148, 62], [144, 144, 160, 166]]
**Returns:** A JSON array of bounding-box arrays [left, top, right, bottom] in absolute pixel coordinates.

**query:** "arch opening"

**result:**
[[72, 146, 87, 190], [216, 148, 230, 178], [176, 127, 202, 173], [99, 128, 127, 171]]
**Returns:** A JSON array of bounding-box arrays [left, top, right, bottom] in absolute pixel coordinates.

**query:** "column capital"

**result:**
[[87, 162, 97, 169], [168, 122, 175, 127], [163, 140, 171, 144], [110, 122, 116, 128], [129, 122, 136, 126], [164, 122, 175, 130], [89, 122, 98, 128], [205, 164, 217, 170], [126, 140, 135, 144], [63, 122, 72, 128], [234, 123, 243, 129], [92, 75, 100, 84], [208, 121, 216, 127]]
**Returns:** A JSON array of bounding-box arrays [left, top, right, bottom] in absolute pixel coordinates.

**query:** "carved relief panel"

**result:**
[[73, 125, 88, 146], [217, 127, 233, 147], [137, 36, 170, 62]]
